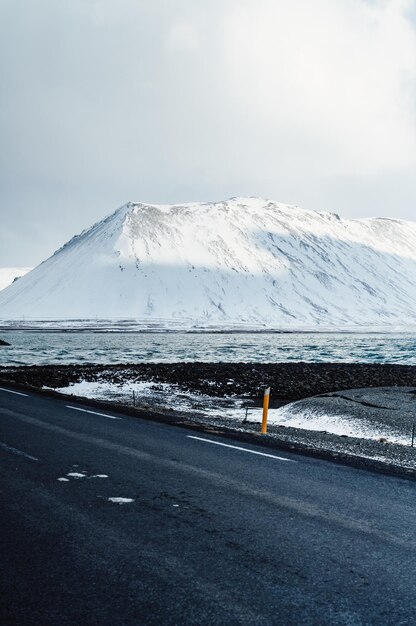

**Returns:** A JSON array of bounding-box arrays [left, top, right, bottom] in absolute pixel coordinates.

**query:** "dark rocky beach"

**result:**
[[1, 361, 416, 407]]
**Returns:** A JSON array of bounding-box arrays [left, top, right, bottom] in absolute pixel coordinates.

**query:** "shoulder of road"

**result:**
[[1, 379, 415, 481]]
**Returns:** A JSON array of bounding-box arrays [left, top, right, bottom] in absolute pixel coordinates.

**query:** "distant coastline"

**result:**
[[0, 318, 415, 334]]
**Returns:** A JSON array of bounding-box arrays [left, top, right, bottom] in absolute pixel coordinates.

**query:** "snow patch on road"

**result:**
[[63, 470, 108, 480]]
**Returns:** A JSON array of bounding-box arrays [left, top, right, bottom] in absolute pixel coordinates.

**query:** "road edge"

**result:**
[[1, 378, 415, 481]]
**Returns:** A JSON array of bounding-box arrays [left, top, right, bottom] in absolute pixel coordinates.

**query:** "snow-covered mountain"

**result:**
[[1, 197, 416, 329], [0, 267, 32, 291]]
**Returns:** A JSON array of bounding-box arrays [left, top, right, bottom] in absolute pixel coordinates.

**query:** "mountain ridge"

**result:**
[[1, 197, 415, 329]]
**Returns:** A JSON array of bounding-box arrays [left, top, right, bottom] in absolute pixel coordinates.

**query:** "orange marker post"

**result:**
[[261, 387, 270, 434]]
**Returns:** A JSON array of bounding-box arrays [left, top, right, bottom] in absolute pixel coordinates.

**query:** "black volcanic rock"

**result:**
[[1, 362, 416, 407], [0, 339, 10, 346]]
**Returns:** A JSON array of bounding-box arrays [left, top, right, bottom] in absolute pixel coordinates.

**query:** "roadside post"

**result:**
[[411, 422, 415, 447], [242, 400, 255, 424], [261, 387, 270, 435]]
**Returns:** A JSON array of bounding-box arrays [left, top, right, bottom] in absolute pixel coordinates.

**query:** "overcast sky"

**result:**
[[1, 0, 416, 266]]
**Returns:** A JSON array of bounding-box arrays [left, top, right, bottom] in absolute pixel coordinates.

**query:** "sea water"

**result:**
[[0, 331, 415, 366]]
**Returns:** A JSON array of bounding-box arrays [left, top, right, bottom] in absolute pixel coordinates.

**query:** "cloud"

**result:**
[[218, 0, 416, 176], [160, 0, 416, 178], [166, 20, 201, 53], [0, 0, 416, 264]]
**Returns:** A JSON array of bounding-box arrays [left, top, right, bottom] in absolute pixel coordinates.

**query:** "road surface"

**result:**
[[1, 386, 416, 625]]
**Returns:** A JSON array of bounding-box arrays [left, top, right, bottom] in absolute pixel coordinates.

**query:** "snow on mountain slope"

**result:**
[[0, 197, 415, 329], [0, 267, 32, 291]]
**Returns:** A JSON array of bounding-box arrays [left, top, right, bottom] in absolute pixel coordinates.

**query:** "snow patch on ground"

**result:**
[[55, 380, 247, 419], [270, 405, 408, 444], [108, 497, 134, 504], [53, 379, 409, 444]]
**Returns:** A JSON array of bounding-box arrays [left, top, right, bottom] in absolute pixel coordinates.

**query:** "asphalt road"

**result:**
[[1, 386, 416, 625]]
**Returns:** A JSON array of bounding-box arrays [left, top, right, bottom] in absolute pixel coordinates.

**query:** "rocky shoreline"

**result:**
[[1, 361, 416, 406]]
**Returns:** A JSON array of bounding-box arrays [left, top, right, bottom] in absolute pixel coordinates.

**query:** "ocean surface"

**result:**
[[0, 331, 415, 366]]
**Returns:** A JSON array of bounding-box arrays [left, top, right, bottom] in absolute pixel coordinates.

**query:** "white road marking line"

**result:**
[[187, 436, 296, 462], [0, 387, 28, 397], [66, 406, 121, 420], [0, 441, 38, 461]]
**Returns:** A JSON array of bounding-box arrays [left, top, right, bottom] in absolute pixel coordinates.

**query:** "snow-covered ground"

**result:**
[[273, 403, 408, 445], [53, 380, 409, 444], [54, 380, 247, 419], [1, 197, 416, 328], [0, 267, 31, 291]]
